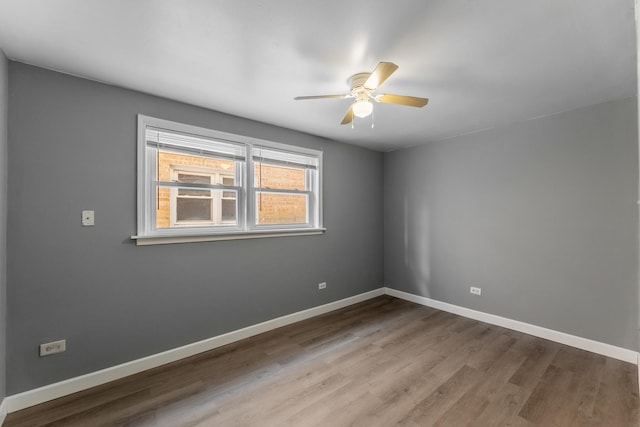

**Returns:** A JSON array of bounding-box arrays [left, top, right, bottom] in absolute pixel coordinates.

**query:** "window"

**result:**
[[135, 115, 323, 245], [253, 146, 318, 226]]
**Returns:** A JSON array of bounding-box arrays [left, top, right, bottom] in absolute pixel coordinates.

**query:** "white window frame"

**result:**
[[252, 146, 319, 229], [133, 115, 324, 245]]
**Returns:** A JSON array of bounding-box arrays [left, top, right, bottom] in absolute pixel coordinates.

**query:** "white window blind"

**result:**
[[146, 127, 246, 161]]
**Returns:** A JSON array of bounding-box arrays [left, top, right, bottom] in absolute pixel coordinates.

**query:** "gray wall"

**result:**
[[6, 62, 384, 394], [5, 60, 637, 396], [0, 50, 7, 403], [384, 97, 638, 350]]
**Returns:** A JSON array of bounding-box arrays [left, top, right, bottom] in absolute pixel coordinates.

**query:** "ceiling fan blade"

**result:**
[[294, 94, 351, 100], [364, 62, 399, 89], [340, 106, 354, 125], [377, 94, 429, 107]]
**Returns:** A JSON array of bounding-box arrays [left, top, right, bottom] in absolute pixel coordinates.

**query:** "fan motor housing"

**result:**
[[348, 73, 371, 90], [348, 72, 372, 100]]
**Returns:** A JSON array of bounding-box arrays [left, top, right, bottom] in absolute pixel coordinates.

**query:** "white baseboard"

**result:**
[[0, 397, 7, 425], [5, 288, 385, 413], [385, 287, 638, 365], [6, 287, 637, 414]]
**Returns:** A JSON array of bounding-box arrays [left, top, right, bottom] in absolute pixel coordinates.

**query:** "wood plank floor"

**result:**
[[4, 296, 639, 426]]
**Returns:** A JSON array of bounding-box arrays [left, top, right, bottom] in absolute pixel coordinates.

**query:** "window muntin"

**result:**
[[137, 115, 322, 241]]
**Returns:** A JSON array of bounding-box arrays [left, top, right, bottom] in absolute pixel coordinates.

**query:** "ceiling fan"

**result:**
[[294, 62, 429, 125]]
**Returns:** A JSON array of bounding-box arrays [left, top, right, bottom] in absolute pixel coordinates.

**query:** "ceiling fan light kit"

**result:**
[[294, 62, 429, 125], [352, 100, 373, 118]]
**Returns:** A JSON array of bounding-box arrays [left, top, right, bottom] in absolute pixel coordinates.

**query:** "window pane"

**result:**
[[256, 192, 308, 225], [254, 164, 305, 191], [176, 174, 212, 197], [221, 199, 236, 223], [156, 187, 171, 228], [178, 173, 210, 184], [221, 176, 236, 198], [155, 150, 240, 229], [158, 150, 237, 180], [156, 186, 240, 228], [177, 198, 212, 222]]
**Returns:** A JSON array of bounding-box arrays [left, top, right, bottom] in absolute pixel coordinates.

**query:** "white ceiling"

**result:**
[[0, 0, 636, 151]]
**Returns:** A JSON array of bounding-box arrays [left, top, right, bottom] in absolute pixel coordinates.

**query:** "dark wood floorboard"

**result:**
[[3, 295, 638, 426]]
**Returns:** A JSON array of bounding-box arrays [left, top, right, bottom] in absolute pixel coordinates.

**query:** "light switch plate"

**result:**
[[82, 210, 95, 226]]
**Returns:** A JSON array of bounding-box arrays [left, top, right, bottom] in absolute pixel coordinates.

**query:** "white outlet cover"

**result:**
[[40, 339, 66, 356]]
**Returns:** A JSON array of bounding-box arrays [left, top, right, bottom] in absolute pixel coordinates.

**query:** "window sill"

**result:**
[[131, 228, 326, 246]]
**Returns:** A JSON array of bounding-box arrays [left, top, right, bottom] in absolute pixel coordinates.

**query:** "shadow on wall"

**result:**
[[404, 194, 432, 297]]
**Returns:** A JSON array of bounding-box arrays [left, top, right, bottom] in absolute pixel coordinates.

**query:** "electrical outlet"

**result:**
[[318, 282, 327, 290], [470, 286, 482, 296], [40, 339, 66, 356]]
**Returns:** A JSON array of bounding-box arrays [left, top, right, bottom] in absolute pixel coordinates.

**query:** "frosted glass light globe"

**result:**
[[352, 100, 373, 118]]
